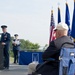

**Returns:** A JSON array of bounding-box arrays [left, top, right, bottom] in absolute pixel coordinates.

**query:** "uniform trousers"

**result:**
[[3, 46, 9, 68], [13, 50, 19, 63]]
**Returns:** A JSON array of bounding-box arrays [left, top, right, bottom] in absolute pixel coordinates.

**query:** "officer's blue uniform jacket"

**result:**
[[1, 32, 11, 47], [12, 39, 20, 51]]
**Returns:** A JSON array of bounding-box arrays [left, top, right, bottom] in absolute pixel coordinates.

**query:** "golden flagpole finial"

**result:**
[[66, 0, 68, 5], [65, 0, 68, 6], [58, 3, 60, 10], [51, 10, 53, 13], [51, 6, 53, 13], [66, 3, 68, 5], [58, 7, 60, 10]]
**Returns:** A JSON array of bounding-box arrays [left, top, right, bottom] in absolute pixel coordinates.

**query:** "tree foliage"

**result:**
[[10, 37, 40, 57], [10, 37, 40, 50]]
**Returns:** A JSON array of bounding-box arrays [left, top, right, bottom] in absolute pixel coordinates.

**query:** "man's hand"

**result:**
[[13, 43, 16, 46], [2, 42, 6, 45]]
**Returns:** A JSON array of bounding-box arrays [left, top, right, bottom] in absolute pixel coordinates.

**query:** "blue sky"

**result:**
[[0, 0, 74, 46]]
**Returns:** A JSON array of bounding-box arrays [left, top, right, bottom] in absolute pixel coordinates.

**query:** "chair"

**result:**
[[59, 47, 75, 75]]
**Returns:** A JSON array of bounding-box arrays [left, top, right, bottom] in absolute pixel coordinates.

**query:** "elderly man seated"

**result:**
[[28, 22, 74, 75]]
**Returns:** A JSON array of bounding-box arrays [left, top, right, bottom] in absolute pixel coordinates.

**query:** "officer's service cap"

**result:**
[[1, 25, 7, 29], [14, 34, 18, 36]]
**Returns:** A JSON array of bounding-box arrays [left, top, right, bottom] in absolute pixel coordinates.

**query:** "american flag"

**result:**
[[49, 10, 56, 44]]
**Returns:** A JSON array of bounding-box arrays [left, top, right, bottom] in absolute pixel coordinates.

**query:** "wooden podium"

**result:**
[[0, 43, 4, 70]]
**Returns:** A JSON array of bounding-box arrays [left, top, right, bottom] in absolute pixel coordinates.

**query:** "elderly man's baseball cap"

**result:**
[[1, 25, 7, 29], [54, 22, 68, 31]]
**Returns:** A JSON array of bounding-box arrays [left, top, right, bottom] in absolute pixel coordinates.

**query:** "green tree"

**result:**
[[20, 40, 40, 50], [10, 37, 40, 50], [10, 37, 40, 57]]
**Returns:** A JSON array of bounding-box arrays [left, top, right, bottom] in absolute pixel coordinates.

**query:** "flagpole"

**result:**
[[51, 9, 53, 12], [65, 0, 68, 5], [51, 7, 53, 14], [66, 0, 68, 5], [74, 0, 75, 2], [58, 3, 60, 10]]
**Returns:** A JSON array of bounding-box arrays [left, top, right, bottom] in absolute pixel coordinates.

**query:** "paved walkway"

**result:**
[[0, 64, 28, 75]]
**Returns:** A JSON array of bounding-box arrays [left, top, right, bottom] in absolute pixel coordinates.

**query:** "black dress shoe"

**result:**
[[0, 67, 5, 70], [4, 67, 9, 71]]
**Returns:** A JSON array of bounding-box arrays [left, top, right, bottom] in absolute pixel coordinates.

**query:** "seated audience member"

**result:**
[[28, 22, 74, 75]]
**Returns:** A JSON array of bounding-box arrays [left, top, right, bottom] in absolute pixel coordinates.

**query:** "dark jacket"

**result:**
[[1, 32, 11, 49], [37, 36, 74, 75]]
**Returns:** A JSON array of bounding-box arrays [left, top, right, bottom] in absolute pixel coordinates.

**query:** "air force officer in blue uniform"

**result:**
[[12, 34, 20, 64], [1, 25, 11, 69]]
